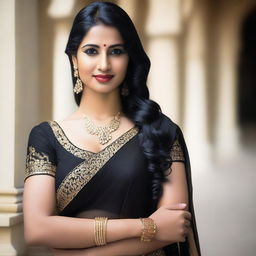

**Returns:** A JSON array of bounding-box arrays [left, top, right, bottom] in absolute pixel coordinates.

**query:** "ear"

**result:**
[[72, 55, 78, 68]]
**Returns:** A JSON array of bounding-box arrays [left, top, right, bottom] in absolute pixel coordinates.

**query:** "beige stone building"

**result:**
[[0, 0, 255, 255]]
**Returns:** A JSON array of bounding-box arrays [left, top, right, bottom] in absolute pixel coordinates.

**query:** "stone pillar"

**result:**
[[52, 21, 77, 121], [145, 0, 182, 123], [46, 0, 77, 121], [183, 1, 210, 168], [0, 0, 39, 255], [214, 2, 242, 160]]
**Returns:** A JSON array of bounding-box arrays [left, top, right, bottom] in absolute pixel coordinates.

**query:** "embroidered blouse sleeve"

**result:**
[[170, 138, 185, 162], [24, 124, 56, 182]]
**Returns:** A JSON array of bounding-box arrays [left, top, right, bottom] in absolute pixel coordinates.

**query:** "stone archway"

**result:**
[[212, 0, 256, 157]]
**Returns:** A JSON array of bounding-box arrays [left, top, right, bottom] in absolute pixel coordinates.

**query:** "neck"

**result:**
[[77, 89, 122, 121]]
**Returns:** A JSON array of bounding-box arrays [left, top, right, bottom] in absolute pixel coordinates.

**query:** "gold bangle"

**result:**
[[140, 218, 157, 242], [94, 217, 108, 246]]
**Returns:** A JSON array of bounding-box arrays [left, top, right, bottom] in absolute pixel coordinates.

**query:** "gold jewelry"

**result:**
[[73, 66, 83, 94], [94, 217, 108, 246], [140, 218, 157, 242], [83, 112, 121, 145]]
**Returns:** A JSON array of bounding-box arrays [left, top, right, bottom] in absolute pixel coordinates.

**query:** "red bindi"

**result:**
[[103, 44, 106, 47]]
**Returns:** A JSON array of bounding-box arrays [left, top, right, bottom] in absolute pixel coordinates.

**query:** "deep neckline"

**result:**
[[49, 120, 138, 155]]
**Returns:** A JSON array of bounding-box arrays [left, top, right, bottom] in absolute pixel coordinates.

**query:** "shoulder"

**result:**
[[28, 121, 55, 138], [25, 121, 57, 182], [160, 113, 181, 137], [160, 113, 187, 150], [30, 121, 52, 133], [26, 121, 57, 164], [27, 121, 56, 148], [161, 113, 177, 127]]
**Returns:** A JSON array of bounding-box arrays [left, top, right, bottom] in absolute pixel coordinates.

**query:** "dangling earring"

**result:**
[[73, 66, 83, 94], [121, 82, 129, 96]]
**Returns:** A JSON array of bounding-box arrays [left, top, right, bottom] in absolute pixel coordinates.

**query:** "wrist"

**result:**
[[140, 218, 157, 242], [107, 218, 141, 241], [126, 218, 142, 238]]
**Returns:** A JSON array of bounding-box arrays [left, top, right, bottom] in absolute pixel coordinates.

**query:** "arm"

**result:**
[[24, 125, 143, 249], [95, 162, 191, 256], [51, 162, 192, 256], [158, 161, 199, 256], [23, 175, 142, 249], [50, 239, 168, 256]]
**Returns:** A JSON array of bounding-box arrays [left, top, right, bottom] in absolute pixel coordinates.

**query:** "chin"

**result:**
[[94, 88, 120, 95], [98, 85, 120, 92]]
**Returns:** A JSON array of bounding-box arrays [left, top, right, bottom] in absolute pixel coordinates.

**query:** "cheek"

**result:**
[[79, 60, 94, 72], [115, 58, 129, 75], [77, 54, 94, 72]]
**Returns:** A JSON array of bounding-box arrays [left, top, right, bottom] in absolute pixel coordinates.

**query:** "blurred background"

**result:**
[[0, 0, 256, 255]]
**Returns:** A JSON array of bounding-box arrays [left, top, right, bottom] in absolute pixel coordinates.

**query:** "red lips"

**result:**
[[93, 74, 114, 83]]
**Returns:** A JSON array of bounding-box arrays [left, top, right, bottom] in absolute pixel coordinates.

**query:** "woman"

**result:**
[[23, 2, 201, 255]]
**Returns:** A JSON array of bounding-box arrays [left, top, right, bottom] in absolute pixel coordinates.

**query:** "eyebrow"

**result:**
[[81, 43, 125, 49]]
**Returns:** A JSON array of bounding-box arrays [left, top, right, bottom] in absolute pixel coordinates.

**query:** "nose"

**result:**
[[98, 52, 111, 72]]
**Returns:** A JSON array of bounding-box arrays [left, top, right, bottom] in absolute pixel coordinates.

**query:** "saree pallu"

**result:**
[[24, 117, 201, 256]]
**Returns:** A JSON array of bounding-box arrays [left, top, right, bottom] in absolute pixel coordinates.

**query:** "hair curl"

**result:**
[[65, 1, 177, 205]]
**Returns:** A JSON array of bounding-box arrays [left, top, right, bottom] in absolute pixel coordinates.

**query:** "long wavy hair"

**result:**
[[65, 1, 177, 206]]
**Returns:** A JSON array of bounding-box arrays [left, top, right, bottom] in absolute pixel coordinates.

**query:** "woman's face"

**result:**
[[72, 24, 129, 95]]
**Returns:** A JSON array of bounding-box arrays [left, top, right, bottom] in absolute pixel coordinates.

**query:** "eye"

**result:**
[[84, 48, 98, 55], [109, 48, 126, 55]]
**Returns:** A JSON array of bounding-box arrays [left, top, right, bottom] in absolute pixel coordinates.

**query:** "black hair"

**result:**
[[65, 1, 177, 206]]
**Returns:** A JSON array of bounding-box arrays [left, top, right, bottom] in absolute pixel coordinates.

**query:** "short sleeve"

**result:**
[[170, 139, 185, 162], [24, 123, 56, 182]]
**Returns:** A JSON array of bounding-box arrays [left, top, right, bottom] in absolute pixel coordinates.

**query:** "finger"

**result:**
[[184, 220, 191, 228], [179, 234, 186, 242], [182, 226, 191, 238], [165, 203, 187, 210], [184, 211, 192, 220]]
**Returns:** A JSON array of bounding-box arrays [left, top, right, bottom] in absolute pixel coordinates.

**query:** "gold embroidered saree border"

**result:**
[[170, 139, 185, 162], [25, 146, 56, 181], [48, 121, 95, 159], [56, 126, 139, 212]]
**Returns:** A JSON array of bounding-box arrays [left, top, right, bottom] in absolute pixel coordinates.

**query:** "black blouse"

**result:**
[[24, 120, 200, 256]]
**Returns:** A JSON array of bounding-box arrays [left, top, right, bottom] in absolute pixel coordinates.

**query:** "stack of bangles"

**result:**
[[94, 217, 157, 246], [94, 217, 108, 246]]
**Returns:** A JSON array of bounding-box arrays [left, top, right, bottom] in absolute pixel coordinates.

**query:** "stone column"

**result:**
[[145, 0, 182, 123], [52, 21, 77, 121], [214, 2, 243, 160], [47, 0, 77, 121], [183, 2, 210, 168], [0, 0, 39, 255]]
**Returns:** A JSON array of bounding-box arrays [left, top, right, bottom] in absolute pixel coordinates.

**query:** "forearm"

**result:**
[[52, 229, 199, 256], [52, 233, 197, 256], [25, 216, 141, 249], [90, 238, 170, 256]]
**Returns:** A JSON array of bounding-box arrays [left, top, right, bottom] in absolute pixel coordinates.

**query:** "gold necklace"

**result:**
[[83, 112, 121, 145]]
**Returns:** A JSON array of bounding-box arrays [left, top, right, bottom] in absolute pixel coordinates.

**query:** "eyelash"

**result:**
[[84, 48, 126, 56], [84, 48, 97, 55], [110, 48, 126, 55]]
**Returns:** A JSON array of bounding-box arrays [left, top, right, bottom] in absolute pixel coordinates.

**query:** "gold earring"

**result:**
[[73, 66, 83, 94]]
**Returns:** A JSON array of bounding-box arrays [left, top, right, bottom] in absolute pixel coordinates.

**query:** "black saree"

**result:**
[[24, 119, 201, 256]]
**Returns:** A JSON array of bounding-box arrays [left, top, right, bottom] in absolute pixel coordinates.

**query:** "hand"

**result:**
[[149, 203, 191, 243]]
